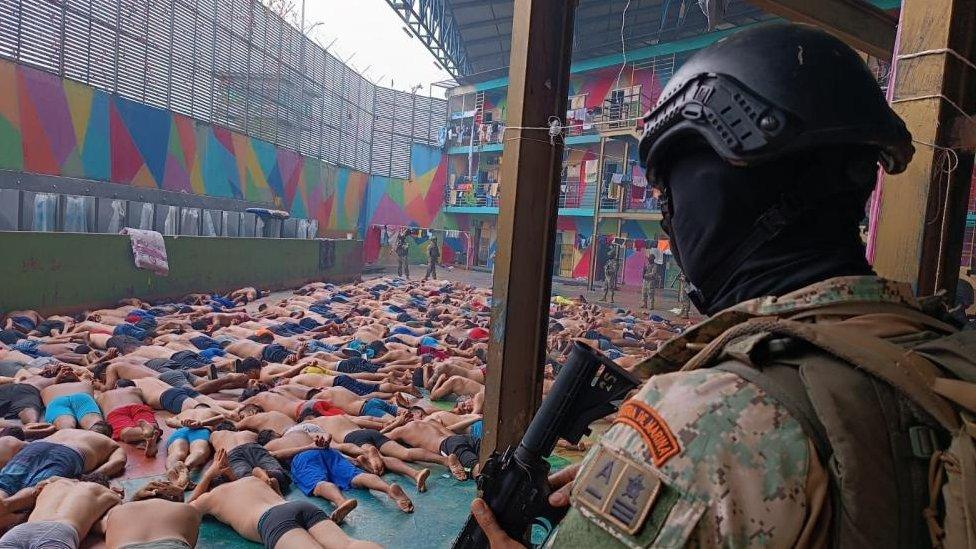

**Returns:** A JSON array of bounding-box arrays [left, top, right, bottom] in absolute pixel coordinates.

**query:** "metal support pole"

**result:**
[[587, 137, 607, 291], [482, 0, 578, 459], [872, 0, 976, 299]]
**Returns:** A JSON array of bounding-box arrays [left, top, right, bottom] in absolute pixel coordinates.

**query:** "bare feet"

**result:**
[[361, 445, 385, 475], [416, 468, 430, 493], [355, 455, 381, 475], [252, 467, 281, 494], [447, 454, 467, 481], [140, 421, 162, 457], [388, 483, 413, 513], [331, 499, 358, 524], [167, 463, 191, 490], [394, 392, 415, 408]]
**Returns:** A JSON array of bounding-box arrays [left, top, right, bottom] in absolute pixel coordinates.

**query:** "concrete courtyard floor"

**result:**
[[100, 266, 696, 548]]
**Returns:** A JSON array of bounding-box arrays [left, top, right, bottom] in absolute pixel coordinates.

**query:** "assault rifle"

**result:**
[[453, 342, 639, 548]]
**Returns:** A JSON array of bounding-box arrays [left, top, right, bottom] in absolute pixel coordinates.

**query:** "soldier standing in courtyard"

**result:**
[[424, 236, 440, 281], [601, 244, 619, 303], [393, 229, 410, 278]]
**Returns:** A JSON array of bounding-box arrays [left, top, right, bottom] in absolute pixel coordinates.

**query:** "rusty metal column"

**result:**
[[872, 0, 976, 298], [482, 0, 578, 459], [588, 137, 607, 291]]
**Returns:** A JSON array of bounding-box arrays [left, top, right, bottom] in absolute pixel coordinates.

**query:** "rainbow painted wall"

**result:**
[[0, 58, 366, 236]]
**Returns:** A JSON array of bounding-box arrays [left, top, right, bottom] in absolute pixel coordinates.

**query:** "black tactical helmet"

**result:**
[[639, 23, 914, 183]]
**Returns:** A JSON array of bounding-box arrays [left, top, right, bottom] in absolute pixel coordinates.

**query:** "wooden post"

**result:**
[[482, 0, 578, 459], [872, 0, 976, 298], [588, 137, 607, 290], [746, 0, 898, 60]]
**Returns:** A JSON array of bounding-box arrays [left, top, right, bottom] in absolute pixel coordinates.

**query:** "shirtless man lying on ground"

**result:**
[[0, 476, 121, 549], [283, 431, 415, 517], [97, 359, 251, 396], [129, 377, 234, 416], [161, 406, 227, 471], [310, 414, 466, 480], [41, 380, 112, 435], [102, 492, 201, 549], [188, 449, 379, 549], [96, 386, 162, 456], [208, 422, 290, 492], [384, 418, 482, 475], [0, 429, 126, 528]]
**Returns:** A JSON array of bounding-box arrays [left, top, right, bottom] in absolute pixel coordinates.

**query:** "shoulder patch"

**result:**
[[614, 400, 680, 466], [572, 445, 661, 536]]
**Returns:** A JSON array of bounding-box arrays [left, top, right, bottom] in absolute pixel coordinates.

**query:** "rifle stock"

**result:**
[[453, 342, 639, 548]]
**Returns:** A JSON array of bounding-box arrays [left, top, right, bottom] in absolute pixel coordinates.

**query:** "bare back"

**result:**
[[209, 430, 257, 453], [132, 377, 173, 406], [30, 478, 121, 538], [46, 429, 118, 472], [310, 415, 360, 440], [240, 411, 295, 435], [96, 387, 144, 411], [41, 381, 94, 403], [103, 500, 201, 549], [190, 476, 282, 542]]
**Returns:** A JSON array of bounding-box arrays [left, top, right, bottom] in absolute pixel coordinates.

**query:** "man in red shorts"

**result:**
[[95, 381, 161, 457]]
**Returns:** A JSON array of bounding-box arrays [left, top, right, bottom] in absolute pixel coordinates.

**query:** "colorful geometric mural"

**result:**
[[0, 58, 366, 235]]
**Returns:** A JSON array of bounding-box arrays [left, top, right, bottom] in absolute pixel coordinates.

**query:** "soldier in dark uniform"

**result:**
[[469, 23, 976, 549], [423, 236, 440, 281]]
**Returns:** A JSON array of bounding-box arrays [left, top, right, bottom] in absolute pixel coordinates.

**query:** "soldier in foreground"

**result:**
[[471, 22, 976, 548]]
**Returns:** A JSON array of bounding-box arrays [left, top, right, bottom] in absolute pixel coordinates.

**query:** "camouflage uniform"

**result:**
[[641, 262, 659, 309], [394, 233, 410, 278], [424, 239, 440, 280], [549, 276, 923, 548], [674, 273, 690, 318], [602, 249, 620, 303]]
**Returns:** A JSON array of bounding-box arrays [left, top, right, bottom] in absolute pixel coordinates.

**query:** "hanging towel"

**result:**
[[121, 228, 169, 276]]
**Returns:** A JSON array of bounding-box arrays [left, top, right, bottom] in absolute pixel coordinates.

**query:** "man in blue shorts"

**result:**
[[290, 445, 414, 518], [359, 398, 397, 419], [41, 382, 111, 434]]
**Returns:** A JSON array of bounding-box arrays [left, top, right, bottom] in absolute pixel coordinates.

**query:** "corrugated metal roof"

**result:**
[[447, 0, 773, 82]]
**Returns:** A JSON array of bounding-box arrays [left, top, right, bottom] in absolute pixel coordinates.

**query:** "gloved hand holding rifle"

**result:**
[[453, 341, 639, 549]]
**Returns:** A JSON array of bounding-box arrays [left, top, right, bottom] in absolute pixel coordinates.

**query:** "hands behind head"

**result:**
[[313, 434, 331, 448], [209, 448, 228, 474]]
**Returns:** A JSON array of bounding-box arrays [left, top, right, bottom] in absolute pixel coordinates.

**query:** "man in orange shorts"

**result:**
[[95, 381, 161, 456]]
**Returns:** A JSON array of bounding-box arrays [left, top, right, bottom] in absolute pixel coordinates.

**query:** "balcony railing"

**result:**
[[444, 178, 500, 208], [444, 175, 661, 214], [594, 90, 654, 133], [443, 122, 507, 148]]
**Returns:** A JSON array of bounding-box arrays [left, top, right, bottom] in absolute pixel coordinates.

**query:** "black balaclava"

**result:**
[[661, 143, 877, 314]]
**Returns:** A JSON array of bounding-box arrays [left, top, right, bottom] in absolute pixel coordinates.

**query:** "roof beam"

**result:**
[[450, 0, 510, 9], [745, 0, 897, 59], [384, 0, 471, 77]]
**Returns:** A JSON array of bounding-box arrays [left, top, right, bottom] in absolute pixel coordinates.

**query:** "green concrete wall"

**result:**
[[0, 232, 362, 314]]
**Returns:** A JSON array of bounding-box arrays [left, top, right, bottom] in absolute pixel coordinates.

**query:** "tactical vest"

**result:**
[[654, 304, 976, 548]]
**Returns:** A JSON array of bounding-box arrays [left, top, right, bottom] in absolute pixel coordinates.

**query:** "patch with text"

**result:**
[[614, 400, 680, 467]]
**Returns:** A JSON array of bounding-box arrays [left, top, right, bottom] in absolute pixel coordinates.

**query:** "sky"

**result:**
[[298, 0, 454, 97]]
